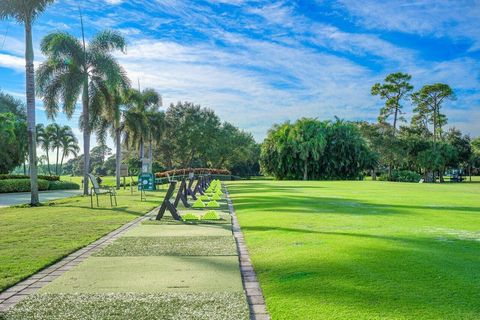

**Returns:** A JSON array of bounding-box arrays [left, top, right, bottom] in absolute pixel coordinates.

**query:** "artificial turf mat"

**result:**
[[143, 218, 231, 226], [0, 292, 249, 320], [125, 224, 232, 237], [40, 256, 243, 293], [94, 236, 237, 256]]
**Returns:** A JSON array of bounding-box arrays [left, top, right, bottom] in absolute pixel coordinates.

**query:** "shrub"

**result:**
[[379, 170, 422, 183], [0, 174, 59, 181], [0, 179, 49, 193], [48, 181, 80, 190], [39, 175, 60, 181]]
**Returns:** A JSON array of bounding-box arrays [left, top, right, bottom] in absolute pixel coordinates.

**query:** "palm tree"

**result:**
[[36, 30, 129, 195], [123, 88, 162, 172], [0, 0, 55, 205], [48, 123, 66, 175], [95, 87, 127, 189], [36, 124, 53, 175], [145, 110, 165, 171], [59, 128, 79, 175]]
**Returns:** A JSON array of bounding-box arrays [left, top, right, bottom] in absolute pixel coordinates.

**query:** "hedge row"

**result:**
[[0, 179, 80, 193], [379, 170, 422, 183], [155, 168, 231, 178], [48, 181, 81, 190], [0, 174, 60, 181]]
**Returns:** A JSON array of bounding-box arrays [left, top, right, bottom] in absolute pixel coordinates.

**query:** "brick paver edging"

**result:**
[[224, 185, 271, 320], [0, 207, 157, 312]]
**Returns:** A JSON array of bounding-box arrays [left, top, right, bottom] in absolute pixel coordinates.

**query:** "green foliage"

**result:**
[[0, 0, 55, 23], [48, 181, 80, 190], [0, 174, 59, 181], [0, 90, 25, 119], [37, 29, 129, 194], [417, 142, 457, 173], [36, 123, 78, 176], [378, 170, 421, 182], [158, 102, 259, 176], [0, 179, 49, 193], [0, 112, 27, 174], [261, 118, 374, 180], [371, 72, 413, 130], [411, 83, 454, 141]]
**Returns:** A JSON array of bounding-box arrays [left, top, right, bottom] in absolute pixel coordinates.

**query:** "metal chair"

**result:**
[[87, 174, 117, 208]]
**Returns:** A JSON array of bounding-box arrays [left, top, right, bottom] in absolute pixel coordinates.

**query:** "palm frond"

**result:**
[[0, 0, 54, 23], [89, 52, 130, 91], [89, 29, 126, 54], [40, 32, 84, 64]]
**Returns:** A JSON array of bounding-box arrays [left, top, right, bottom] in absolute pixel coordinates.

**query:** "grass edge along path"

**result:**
[[1, 183, 250, 319], [0, 189, 163, 293], [0, 207, 153, 312]]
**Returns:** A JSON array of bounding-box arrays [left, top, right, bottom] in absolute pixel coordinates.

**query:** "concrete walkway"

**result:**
[[0, 190, 82, 207]]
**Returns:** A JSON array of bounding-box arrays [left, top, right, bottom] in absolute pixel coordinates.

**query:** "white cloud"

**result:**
[[337, 0, 480, 51], [0, 53, 25, 71], [105, 0, 123, 4], [1, 0, 479, 142]]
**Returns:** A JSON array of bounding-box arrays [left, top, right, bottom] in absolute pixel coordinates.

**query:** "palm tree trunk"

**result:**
[[46, 150, 51, 175], [82, 80, 90, 195], [139, 138, 144, 172], [60, 152, 65, 176], [115, 128, 121, 189], [149, 139, 153, 173], [393, 105, 398, 133], [56, 146, 60, 175], [303, 160, 308, 181], [25, 19, 39, 205]]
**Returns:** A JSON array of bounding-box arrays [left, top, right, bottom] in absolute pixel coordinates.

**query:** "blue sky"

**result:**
[[1, 0, 479, 156]]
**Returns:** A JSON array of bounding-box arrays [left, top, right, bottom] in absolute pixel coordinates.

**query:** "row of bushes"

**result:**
[[155, 168, 231, 178], [0, 179, 80, 193], [378, 170, 422, 183], [0, 174, 60, 181]]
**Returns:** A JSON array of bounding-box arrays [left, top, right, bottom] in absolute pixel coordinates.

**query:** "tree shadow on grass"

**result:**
[[249, 231, 480, 319], [226, 183, 327, 195], [230, 193, 480, 216]]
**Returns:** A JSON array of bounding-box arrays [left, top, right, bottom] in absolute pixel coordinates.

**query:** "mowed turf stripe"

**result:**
[[2, 292, 249, 320], [39, 256, 244, 293], [93, 236, 238, 256], [125, 224, 232, 237]]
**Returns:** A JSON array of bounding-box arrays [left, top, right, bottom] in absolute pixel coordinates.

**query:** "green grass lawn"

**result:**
[[60, 175, 138, 187], [228, 180, 480, 320], [0, 189, 162, 292]]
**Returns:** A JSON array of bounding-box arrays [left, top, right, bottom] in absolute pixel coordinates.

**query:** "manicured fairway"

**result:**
[[228, 180, 480, 320], [0, 189, 161, 292]]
